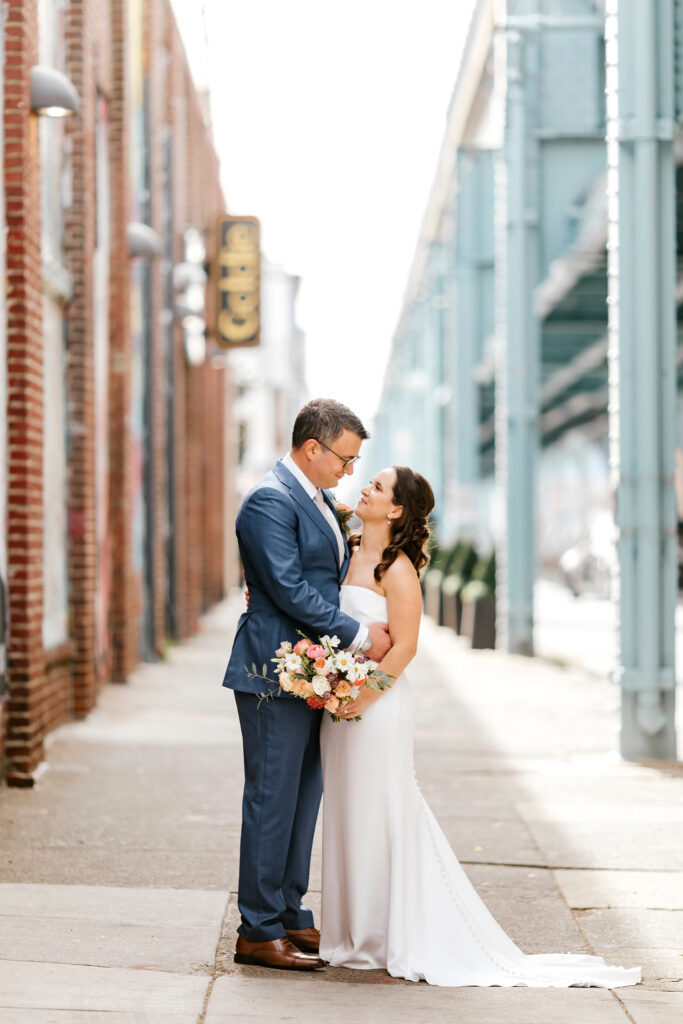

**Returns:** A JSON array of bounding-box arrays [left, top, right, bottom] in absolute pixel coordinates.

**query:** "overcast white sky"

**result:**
[[170, 0, 475, 420]]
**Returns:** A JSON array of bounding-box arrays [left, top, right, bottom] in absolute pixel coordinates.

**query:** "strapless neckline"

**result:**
[[339, 584, 387, 627], [341, 584, 386, 598]]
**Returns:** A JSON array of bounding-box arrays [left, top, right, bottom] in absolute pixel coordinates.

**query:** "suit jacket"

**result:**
[[222, 460, 360, 694]]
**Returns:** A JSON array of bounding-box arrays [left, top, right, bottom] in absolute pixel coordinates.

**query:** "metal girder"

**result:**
[[494, 14, 541, 657], [607, 0, 678, 760]]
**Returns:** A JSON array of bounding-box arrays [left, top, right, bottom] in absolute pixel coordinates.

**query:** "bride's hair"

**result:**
[[351, 466, 435, 583]]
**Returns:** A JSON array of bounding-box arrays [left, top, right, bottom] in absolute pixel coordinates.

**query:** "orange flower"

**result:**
[[293, 677, 314, 699], [278, 672, 295, 692], [334, 680, 352, 698]]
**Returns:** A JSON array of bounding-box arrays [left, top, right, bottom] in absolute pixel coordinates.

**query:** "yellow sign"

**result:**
[[214, 215, 260, 347]]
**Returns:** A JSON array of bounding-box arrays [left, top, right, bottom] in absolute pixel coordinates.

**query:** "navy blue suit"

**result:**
[[223, 460, 361, 941]]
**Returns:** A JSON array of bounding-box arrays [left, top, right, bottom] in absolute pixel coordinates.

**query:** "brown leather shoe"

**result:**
[[285, 926, 321, 954], [234, 935, 324, 971]]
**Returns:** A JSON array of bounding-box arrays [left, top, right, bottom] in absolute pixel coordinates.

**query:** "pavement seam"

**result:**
[[196, 895, 232, 1024], [609, 990, 640, 1022], [550, 865, 645, 1015], [461, 859, 683, 874]]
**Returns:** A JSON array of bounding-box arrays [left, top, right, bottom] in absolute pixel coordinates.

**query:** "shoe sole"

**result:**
[[234, 953, 324, 970]]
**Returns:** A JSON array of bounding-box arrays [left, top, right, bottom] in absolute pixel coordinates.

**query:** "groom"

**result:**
[[223, 398, 391, 971]]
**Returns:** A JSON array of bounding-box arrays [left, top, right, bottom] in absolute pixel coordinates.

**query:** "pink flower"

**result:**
[[334, 680, 352, 698], [293, 638, 311, 656], [324, 695, 340, 712], [306, 644, 326, 660]]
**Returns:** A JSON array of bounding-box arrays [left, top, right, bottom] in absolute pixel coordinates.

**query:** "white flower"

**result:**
[[365, 660, 378, 672], [346, 664, 367, 683], [276, 641, 293, 656], [326, 635, 341, 648], [313, 677, 330, 697], [284, 652, 303, 674], [313, 657, 332, 675], [349, 685, 360, 699], [334, 651, 355, 673]]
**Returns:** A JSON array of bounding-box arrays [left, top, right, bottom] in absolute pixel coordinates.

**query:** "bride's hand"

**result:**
[[339, 687, 381, 719]]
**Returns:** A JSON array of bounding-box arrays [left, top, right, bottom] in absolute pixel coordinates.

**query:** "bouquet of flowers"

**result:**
[[332, 500, 354, 535], [247, 633, 393, 722]]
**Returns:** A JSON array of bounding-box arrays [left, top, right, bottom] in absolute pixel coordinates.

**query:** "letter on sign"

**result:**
[[214, 214, 260, 347]]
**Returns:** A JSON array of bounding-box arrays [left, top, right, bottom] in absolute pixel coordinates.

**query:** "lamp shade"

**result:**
[[127, 222, 162, 259], [30, 65, 79, 117]]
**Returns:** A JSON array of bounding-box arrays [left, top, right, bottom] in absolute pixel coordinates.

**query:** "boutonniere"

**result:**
[[332, 500, 353, 535]]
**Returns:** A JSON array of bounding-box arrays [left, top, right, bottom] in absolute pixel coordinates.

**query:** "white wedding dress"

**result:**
[[319, 585, 641, 988]]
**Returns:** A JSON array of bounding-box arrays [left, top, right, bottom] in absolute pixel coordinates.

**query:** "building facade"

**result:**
[[368, 0, 680, 758], [0, 0, 234, 785], [231, 259, 307, 500]]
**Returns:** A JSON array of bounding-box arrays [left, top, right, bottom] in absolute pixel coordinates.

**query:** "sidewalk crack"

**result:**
[[197, 894, 232, 1024]]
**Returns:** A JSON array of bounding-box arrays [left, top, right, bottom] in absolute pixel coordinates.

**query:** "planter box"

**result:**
[[469, 594, 496, 649], [442, 588, 458, 631], [424, 570, 444, 623]]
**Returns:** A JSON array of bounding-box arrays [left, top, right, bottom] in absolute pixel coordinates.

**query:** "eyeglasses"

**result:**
[[315, 439, 361, 467]]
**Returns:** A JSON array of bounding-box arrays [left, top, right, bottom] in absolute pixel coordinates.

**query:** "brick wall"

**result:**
[[0, 696, 9, 778], [0, 0, 232, 785], [4, 0, 48, 784], [108, 0, 137, 682], [65, 0, 99, 715], [146, 0, 169, 656]]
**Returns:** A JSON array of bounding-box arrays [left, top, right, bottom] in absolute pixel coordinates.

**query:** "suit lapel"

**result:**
[[273, 461, 341, 565]]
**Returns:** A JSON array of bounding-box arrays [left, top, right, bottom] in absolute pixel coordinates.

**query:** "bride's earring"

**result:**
[[387, 515, 392, 522]]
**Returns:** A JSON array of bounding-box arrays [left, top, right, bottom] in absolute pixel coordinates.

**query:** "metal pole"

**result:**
[[495, 20, 540, 655], [607, 0, 677, 759]]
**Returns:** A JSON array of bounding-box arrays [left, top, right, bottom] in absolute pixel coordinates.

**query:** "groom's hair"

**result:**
[[292, 398, 369, 449]]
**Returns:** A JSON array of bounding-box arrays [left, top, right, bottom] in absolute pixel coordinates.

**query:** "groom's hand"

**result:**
[[366, 621, 391, 662]]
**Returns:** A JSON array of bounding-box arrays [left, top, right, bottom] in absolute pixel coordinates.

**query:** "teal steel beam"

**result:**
[[505, 15, 604, 31], [495, 20, 540, 655], [607, 0, 678, 759], [452, 150, 494, 536]]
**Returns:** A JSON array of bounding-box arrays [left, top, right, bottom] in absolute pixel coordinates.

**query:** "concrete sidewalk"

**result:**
[[0, 595, 681, 1023]]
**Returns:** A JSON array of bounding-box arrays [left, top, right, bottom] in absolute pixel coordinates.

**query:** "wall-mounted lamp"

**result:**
[[184, 325, 206, 368], [173, 262, 207, 291], [177, 227, 208, 367], [30, 65, 79, 118], [127, 222, 162, 260]]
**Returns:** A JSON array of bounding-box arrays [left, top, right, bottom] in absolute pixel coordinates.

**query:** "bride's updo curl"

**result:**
[[351, 466, 435, 583]]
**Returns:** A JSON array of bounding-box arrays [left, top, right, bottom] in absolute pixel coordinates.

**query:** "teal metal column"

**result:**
[[495, 20, 541, 655], [453, 150, 493, 536], [606, 0, 677, 759]]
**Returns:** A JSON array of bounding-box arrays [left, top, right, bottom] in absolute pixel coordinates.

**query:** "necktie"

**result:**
[[314, 490, 345, 566]]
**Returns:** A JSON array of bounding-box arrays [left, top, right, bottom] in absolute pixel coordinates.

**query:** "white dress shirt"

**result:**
[[281, 453, 369, 652]]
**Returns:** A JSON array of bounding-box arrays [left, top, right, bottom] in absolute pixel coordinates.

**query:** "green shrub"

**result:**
[[461, 551, 496, 604]]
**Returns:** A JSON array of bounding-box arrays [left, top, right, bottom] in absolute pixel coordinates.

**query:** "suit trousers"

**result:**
[[234, 690, 323, 942]]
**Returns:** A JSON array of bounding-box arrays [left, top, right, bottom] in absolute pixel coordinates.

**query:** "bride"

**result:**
[[319, 465, 641, 988]]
